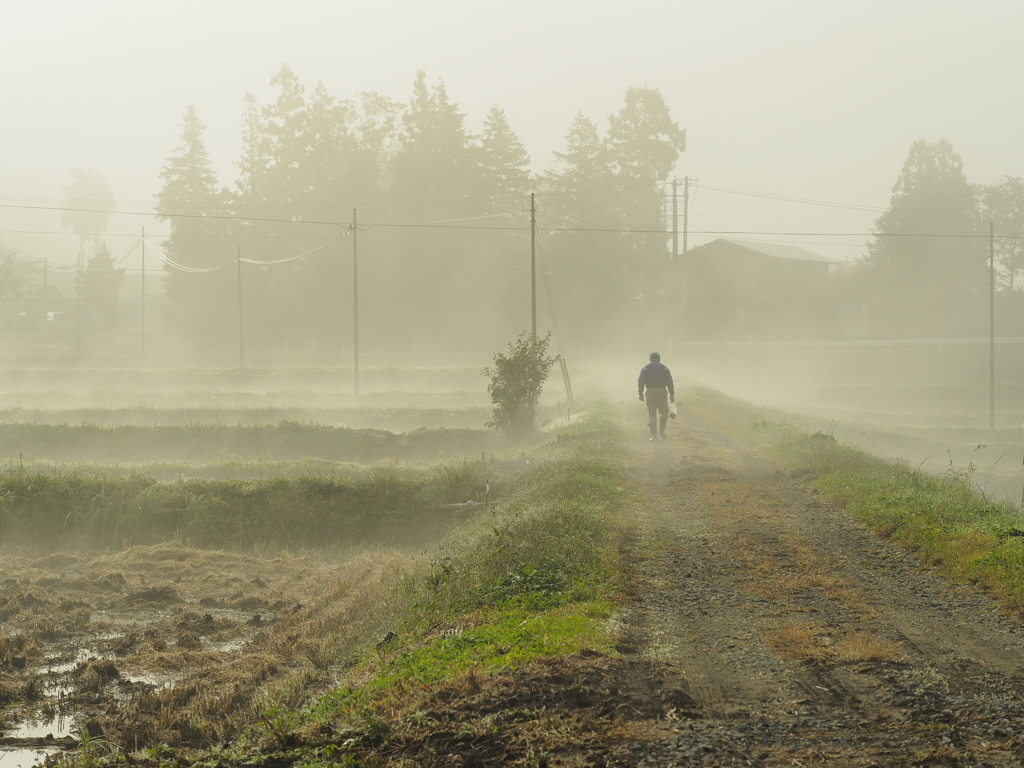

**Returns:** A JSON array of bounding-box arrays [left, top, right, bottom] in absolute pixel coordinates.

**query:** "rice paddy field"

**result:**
[[0, 363, 575, 767]]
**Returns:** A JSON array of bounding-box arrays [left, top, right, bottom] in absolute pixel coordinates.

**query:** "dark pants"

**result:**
[[645, 387, 669, 438]]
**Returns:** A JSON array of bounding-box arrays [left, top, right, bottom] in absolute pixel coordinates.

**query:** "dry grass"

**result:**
[[762, 622, 904, 664], [835, 631, 905, 663], [763, 622, 833, 662], [0, 543, 413, 750]]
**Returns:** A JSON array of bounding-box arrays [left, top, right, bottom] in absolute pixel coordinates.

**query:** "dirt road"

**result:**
[[611, 403, 1024, 766]]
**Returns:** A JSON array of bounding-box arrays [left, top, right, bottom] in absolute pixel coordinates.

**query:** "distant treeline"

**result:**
[[154, 67, 686, 355]]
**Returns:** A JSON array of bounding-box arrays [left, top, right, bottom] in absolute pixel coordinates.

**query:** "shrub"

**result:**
[[483, 332, 558, 439]]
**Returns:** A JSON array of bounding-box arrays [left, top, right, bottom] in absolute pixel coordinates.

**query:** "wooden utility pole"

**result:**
[[353, 209, 360, 396], [141, 227, 146, 357], [237, 246, 245, 370], [531, 193, 537, 338], [75, 250, 81, 352], [672, 180, 679, 341], [672, 178, 690, 342], [990, 221, 995, 433], [682, 177, 689, 259]]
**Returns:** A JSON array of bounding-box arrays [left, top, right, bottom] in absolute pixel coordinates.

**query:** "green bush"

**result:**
[[483, 332, 559, 439]]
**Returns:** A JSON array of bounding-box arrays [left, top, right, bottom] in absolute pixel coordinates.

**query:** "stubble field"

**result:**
[[0, 365, 548, 767]]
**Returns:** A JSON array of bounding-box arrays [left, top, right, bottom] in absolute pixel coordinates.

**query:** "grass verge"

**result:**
[[689, 387, 1024, 611]]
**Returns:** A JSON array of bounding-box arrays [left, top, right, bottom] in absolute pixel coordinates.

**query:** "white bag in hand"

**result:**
[[669, 402, 677, 419]]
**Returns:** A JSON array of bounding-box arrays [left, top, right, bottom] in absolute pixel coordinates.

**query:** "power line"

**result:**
[[5, 202, 1021, 241], [0, 203, 352, 229], [686, 182, 888, 213]]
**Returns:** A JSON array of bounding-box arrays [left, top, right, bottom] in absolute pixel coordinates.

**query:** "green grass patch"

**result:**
[[283, 401, 628, 749], [310, 599, 614, 724], [691, 387, 1024, 609]]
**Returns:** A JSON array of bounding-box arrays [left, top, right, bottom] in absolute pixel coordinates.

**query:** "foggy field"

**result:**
[[0, 368, 604, 766], [0, 367, 542, 550], [685, 343, 1024, 508]]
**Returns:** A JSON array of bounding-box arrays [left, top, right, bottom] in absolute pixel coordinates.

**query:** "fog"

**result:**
[[1, 1, 1024, 501]]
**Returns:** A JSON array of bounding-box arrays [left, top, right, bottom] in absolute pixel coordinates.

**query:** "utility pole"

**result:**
[[353, 208, 360, 396], [531, 192, 537, 338], [672, 180, 679, 342], [237, 245, 245, 370], [990, 220, 995, 433], [682, 176, 689, 260], [673, 178, 690, 343], [141, 227, 146, 357], [75, 250, 81, 352]]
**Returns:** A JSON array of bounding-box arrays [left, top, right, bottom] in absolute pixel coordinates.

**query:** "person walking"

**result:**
[[638, 351, 674, 440]]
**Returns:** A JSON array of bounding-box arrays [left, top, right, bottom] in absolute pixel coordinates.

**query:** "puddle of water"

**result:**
[[0, 748, 57, 768], [122, 671, 178, 689], [90, 610, 168, 626], [205, 638, 247, 653], [9, 712, 75, 740], [43, 647, 95, 675]]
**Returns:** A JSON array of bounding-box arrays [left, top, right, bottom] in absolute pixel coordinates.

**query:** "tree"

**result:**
[[258, 64, 308, 214], [540, 114, 619, 345], [606, 87, 686, 299], [391, 71, 474, 219], [483, 332, 559, 439], [856, 139, 985, 338], [373, 72, 488, 352], [980, 176, 1024, 291], [543, 113, 614, 227], [62, 169, 114, 260], [156, 106, 233, 346], [472, 106, 532, 213], [0, 240, 38, 307], [539, 90, 686, 347], [607, 87, 686, 186], [79, 241, 125, 328]]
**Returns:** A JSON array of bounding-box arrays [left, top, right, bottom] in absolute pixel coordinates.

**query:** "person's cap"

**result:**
[[649, 352, 660, 360]]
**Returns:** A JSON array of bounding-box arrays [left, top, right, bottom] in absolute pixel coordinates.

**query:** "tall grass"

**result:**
[[0, 459, 501, 552]]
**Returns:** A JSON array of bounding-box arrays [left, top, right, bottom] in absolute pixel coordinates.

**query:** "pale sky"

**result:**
[[1, 0, 1021, 269]]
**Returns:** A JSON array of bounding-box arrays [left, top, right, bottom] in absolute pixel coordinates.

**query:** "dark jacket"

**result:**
[[638, 360, 674, 398]]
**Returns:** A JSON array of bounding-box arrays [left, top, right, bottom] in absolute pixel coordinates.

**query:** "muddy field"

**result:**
[[0, 543, 410, 766], [0, 369, 504, 767]]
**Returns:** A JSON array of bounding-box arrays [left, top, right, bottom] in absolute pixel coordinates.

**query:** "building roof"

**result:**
[[694, 238, 844, 265]]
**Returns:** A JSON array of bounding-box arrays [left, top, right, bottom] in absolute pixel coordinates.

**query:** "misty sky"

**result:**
[[1, 0, 1021, 270]]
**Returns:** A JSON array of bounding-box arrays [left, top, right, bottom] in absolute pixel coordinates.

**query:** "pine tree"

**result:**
[[156, 105, 233, 346], [391, 71, 473, 220], [473, 106, 532, 213], [606, 87, 686, 304], [544, 113, 613, 227]]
